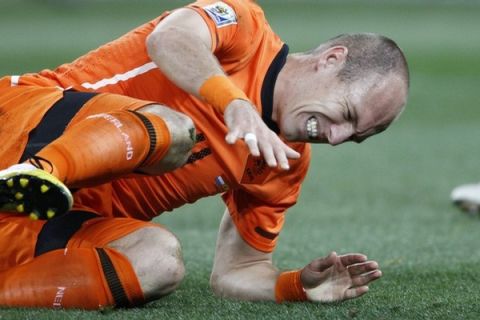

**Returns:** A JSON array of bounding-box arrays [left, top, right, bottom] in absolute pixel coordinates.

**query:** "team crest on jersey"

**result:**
[[203, 2, 237, 28]]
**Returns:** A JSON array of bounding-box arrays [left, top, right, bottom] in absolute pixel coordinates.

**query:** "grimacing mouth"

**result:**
[[306, 116, 319, 140]]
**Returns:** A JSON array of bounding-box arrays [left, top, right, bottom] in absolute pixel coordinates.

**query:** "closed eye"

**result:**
[[342, 98, 352, 121], [346, 106, 353, 121]]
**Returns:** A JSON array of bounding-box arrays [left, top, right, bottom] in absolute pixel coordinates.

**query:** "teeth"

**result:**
[[306, 116, 318, 139]]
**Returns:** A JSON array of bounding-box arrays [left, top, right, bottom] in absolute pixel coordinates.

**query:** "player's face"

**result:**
[[280, 73, 407, 145]]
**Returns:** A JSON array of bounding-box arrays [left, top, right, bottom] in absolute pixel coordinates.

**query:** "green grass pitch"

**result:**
[[0, 0, 479, 319]]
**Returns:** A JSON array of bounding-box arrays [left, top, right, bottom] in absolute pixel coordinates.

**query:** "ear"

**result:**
[[317, 46, 348, 69]]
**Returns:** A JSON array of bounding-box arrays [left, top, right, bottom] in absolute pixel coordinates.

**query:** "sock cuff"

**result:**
[[96, 247, 145, 308], [128, 110, 171, 168]]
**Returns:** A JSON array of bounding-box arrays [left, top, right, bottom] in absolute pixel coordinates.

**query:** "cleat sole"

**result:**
[[19, 178, 29, 188], [29, 212, 39, 220], [0, 166, 72, 220], [46, 209, 56, 219], [40, 184, 50, 193]]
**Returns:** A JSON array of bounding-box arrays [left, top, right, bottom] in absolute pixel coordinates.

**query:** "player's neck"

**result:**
[[271, 55, 294, 125]]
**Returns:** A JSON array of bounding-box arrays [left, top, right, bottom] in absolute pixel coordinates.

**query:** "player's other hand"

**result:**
[[224, 99, 300, 170], [300, 252, 382, 302]]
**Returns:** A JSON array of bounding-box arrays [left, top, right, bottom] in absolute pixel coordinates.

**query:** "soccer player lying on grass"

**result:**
[[0, 0, 409, 309]]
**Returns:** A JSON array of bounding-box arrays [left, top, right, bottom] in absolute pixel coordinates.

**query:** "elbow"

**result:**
[[210, 271, 237, 298], [146, 29, 164, 62], [209, 271, 249, 300], [209, 271, 225, 297], [146, 26, 191, 75], [146, 27, 178, 65]]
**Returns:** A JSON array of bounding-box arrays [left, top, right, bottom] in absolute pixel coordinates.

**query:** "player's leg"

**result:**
[[0, 84, 69, 219], [0, 212, 184, 309], [0, 214, 46, 272], [451, 182, 480, 214], [32, 93, 195, 186], [69, 214, 185, 302], [0, 92, 195, 219], [104, 223, 185, 301]]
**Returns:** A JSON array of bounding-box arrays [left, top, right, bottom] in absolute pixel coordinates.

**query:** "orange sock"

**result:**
[[31, 110, 170, 187], [0, 247, 144, 309]]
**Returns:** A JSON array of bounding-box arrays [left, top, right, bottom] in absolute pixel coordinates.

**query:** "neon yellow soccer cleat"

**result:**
[[0, 163, 73, 220]]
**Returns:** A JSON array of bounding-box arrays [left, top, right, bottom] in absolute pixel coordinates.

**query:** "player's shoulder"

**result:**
[[191, 0, 259, 9], [189, 0, 262, 20]]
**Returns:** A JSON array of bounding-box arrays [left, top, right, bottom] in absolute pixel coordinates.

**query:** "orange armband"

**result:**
[[199, 75, 249, 113], [275, 270, 308, 303]]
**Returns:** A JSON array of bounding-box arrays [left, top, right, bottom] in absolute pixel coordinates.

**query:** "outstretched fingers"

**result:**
[[258, 137, 300, 170], [347, 261, 379, 276], [339, 253, 368, 267], [225, 128, 243, 145], [258, 141, 277, 168], [223, 100, 300, 170], [274, 143, 300, 170], [346, 259, 382, 296], [304, 252, 382, 303], [308, 252, 338, 272], [344, 286, 369, 300], [229, 130, 301, 170], [243, 133, 261, 157], [351, 269, 382, 287]]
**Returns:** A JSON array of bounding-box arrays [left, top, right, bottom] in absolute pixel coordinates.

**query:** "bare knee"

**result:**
[[137, 104, 195, 174], [108, 226, 185, 301]]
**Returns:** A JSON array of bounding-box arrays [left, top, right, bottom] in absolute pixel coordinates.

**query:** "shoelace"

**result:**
[[28, 155, 54, 173]]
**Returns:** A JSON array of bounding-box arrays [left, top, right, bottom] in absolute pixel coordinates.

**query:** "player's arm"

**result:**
[[210, 209, 382, 302], [146, 8, 299, 170]]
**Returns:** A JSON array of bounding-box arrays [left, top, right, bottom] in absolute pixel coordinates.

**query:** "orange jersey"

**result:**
[[18, 0, 312, 252]]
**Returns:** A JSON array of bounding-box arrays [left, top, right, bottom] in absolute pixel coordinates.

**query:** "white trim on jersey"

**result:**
[[10, 75, 20, 86], [80, 62, 157, 90]]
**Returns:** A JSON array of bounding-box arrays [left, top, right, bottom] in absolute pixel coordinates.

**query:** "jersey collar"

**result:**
[[261, 44, 289, 134]]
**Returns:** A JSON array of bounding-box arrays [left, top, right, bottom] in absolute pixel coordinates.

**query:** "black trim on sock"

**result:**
[[128, 110, 157, 167], [95, 248, 131, 308]]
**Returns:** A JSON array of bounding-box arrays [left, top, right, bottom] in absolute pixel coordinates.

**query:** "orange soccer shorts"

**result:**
[[0, 212, 162, 309], [0, 79, 170, 184], [0, 212, 159, 271]]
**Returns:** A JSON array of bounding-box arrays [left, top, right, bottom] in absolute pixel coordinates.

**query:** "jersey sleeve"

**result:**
[[186, 0, 256, 62], [222, 144, 311, 253]]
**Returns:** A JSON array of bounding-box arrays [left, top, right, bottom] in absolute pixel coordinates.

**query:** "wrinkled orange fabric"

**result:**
[[35, 106, 170, 188], [4, 0, 312, 253], [0, 247, 144, 309]]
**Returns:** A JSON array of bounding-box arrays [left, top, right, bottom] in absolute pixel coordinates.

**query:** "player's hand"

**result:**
[[223, 99, 300, 170], [300, 252, 382, 302]]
